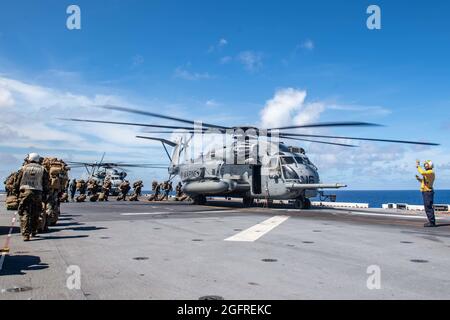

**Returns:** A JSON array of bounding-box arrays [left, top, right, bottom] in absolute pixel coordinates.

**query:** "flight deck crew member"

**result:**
[[14, 153, 49, 241], [416, 160, 436, 227]]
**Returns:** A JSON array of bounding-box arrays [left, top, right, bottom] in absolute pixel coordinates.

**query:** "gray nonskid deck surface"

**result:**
[[1, 200, 449, 300]]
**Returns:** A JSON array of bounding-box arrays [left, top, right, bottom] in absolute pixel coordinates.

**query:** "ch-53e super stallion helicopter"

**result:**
[[67, 153, 166, 196], [62, 105, 438, 209]]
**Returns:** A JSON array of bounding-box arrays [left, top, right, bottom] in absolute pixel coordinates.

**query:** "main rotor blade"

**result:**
[[66, 161, 166, 168], [279, 133, 439, 146], [59, 118, 201, 131], [66, 161, 99, 166], [136, 135, 178, 147], [111, 164, 167, 168], [269, 122, 381, 130], [280, 135, 358, 147], [142, 130, 223, 134], [100, 105, 230, 130]]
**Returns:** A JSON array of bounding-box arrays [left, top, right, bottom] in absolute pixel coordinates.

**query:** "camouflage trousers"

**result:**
[[44, 191, 60, 228], [103, 189, 110, 201], [117, 192, 128, 201], [18, 190, 43, 237]]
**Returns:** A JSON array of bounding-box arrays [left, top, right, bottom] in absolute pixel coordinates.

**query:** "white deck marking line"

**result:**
[[342, 211, 440, 220], [225, 215, 290, 242], [193, 210, 242, 214], [271, 208, 445, 221], [120, 210, 240, 216], [121, 212, 171, 216]]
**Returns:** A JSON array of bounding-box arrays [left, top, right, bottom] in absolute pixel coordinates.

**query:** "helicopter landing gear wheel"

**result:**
[[293, 198, 304, 209], [192, 195, 207, 205], [304, 198, 311, 209], [294, 197, 311, 209], [242, 196, 254, 208]]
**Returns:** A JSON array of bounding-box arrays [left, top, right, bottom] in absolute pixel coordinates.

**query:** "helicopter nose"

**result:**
[[297, 165, 319, 183]]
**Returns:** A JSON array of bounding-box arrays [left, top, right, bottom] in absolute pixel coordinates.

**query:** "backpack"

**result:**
[[76, 194, 87, 202], [6, 195, 19, 210], [42, 157, 70, 192]]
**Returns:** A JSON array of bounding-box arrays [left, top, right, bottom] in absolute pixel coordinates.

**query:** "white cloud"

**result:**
[[0, 87, 14, 107], [260, 88, 307, 128], [293, 102, 326, 125], [0, 75, 166, 153], [220, 56, 232, 64], [0, 74, 173, 184], [208, 38, 228, 53], [301, 39, 314, 50], [205, 99, 220, 107], [237, 51, 263, 72], [174, 67, 213, 81], [257, 87, 450, 189], [218, 38, 228, 47]]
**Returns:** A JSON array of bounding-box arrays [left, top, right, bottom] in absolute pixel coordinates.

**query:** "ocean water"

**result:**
[[2, 189, 449, 209], [315, 190, 450, 208]]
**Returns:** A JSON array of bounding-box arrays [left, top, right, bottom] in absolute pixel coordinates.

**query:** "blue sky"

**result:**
[[1, 0, 450, 189]]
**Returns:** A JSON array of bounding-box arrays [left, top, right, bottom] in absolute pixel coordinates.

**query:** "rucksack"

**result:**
[[42, 157, 70, 192]]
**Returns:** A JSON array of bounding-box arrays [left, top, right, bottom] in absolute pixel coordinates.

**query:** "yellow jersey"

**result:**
[[417, 166, 435, 192]]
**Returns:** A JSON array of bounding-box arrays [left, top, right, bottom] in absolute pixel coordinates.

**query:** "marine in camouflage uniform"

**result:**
[[87, 179, 100, 201], [41, 157, 70, 230], [4, 171, 18, 196], [4, 171, 21, 210], [117, 180, 131, 201], [161, 181, 171, 201], [148, 181, 162, 201], [45, 190, 60, 229], [175, 182, 183, 198], [13, 153, 49, 241], [78, 179, 87, 195], [129, 180, 144, 201], [102, 178, 112, 201], [174, 182, 189, 201]]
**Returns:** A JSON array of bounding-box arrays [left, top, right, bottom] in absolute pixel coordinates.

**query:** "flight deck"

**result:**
[[1, 195, 450, 300]]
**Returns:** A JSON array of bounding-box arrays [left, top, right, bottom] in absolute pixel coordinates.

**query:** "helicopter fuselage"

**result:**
[[170, 140, 339, 208]]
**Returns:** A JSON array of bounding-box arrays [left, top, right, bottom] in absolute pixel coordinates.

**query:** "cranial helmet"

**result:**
[[425, 160, 434, 169], [27, 152, 41, 163]]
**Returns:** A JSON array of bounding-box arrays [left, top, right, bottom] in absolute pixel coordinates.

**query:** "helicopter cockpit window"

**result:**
[[302, 157, 318, 170], [268, 157, 279, 168], [280, 157, 296, 165], [282, 164, 300, 180], [279, 157, 299, 180], [294, 156, 304, 164]]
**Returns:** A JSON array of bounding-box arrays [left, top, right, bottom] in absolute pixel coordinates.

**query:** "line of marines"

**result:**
[[3, 154, 189, 240]]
